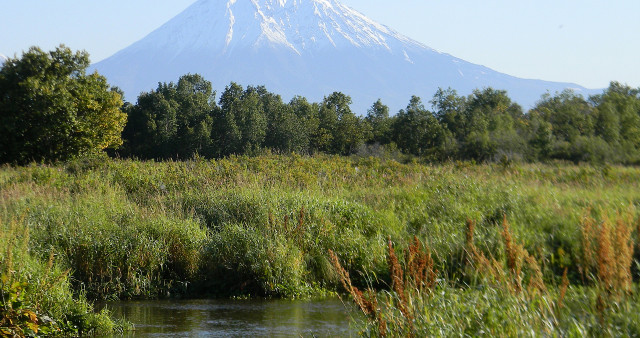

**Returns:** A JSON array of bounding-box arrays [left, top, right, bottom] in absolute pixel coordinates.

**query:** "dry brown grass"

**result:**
[[580, 212, 598, 283], [465, 219, 476, 257], [331, 209, 639, 336], [596, 216, 615, 291], [526, 253, 547, 296], [557, 268, 569, 310], [465, 215, 549, 297], [578, 210, 637, 324], [330, 236, 440, 337], [406, 236, 437, 292], [386, 239, 414, 335], [581, 211, 635, 294], [502, 216, 525, 294], [614, 215, 634, 293], [328, 249, 387, 336]]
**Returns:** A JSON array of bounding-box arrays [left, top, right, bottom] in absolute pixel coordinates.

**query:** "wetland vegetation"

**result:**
[[2, 155, 639, 335]]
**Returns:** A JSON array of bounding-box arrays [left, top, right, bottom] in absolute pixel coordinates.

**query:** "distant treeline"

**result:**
[[2, 46, 640, 165], [119, 73, 640, 164]]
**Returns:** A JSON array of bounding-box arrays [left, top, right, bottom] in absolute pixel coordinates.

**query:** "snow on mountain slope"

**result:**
[[92, 0, 598, 112], [133, 0, 424, 54]]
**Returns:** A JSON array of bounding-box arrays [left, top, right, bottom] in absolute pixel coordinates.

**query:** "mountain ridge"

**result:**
[[92, 0, 599, 112]]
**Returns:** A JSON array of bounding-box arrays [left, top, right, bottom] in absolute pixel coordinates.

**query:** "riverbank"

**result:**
[[1, 155, 639, 335]]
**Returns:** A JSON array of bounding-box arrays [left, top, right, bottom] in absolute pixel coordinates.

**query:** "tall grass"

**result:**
[[331, 212, 640, 336], [1, 155, 639, 334], [1, 218, 127, 336]]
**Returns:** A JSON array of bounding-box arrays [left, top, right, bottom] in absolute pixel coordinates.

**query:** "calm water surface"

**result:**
[[99, 298, 359, 337]]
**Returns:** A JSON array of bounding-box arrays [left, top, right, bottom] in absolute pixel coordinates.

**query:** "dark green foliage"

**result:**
[[460, 88, 525, 161], [288, 96, 320, 154], [2, 49, 639, 165], [366, 99, 392, 145], [526, 112, 553, 160], [121, 74, 216, 159], [214, 83, 309, 156], [0, 45, 126, 164], [263, 91, 310, 153], [393, 96, 447, 159], [592, 82, 640, 162], [431, 87, 467, 136], [534, 90, 594, 143], [528, 83, 640, 163], [114, 71, 640, 164], [317, 92, 369, 155]]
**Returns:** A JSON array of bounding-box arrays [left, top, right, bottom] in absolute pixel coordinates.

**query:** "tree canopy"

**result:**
[[0, 45, 126, 164], [3, 47, 639, 165], [115, 78, 640, 165]]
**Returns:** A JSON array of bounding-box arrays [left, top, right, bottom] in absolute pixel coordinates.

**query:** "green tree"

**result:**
[[532, 90, 596, 161], [289, 96, 318, 153], [526, 112, 553, 160], [0, 45, 126, 164], [461, 88, 524, 161], [238, 86, 268, 154], [318, 92, 368, 155], [174, 74, 216, 157], [430, 87, 466, 137], [122, 74, 216, 159], [214, 84, 267, 156], [393, 96, 446, 159], [255, 88, 308, 153], [214, 82, 244, 156], [533, 90, 594, 143], [591, 82, 640, 162], [365, 99, 392, 145]]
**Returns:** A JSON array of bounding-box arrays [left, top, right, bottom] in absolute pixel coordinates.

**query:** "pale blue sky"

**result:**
[[1, 0, 638, 89]]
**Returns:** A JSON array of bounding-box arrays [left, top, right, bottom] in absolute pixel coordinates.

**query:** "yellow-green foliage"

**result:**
[[333, 215, 640, 337], [0, 219, 125, 336], [1, 155, 640, 335]]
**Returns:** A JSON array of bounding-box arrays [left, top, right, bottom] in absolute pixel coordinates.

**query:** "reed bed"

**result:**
[[1, 155, 639, 335], [331, 214, 640, 336]]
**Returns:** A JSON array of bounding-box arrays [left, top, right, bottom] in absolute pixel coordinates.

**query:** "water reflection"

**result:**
[[98, 298, 359, 337]]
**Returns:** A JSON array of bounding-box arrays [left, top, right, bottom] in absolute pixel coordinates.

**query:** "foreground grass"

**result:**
[[1, 219, 130, 336], [1, 154, 639, 335], [332, 216, 640, 336]]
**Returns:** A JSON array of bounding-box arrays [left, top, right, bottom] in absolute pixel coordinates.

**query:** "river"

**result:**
[[98, 298, 359, 337]]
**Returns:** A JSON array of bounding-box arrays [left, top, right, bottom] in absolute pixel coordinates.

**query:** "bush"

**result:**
[[0, 219, 126, 336]]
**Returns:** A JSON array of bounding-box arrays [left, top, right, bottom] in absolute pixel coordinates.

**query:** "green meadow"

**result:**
[[1, 155, 639, 335]]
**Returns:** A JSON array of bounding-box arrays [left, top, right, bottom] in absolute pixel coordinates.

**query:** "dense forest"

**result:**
[[1, 46, 640, 165], [119, 75, 640, 164]]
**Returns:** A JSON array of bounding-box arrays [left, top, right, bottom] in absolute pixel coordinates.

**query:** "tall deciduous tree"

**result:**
[[214, 84, 267, 156], [318, 92, 368, 155], [393, 96, 446, 158], [121, 74, 216, 159], [366, 99, 392, 145], [461, 88, 524, 161], [0, 45, 126, 164], [591, 82, 640, 162], [431, 87, 466, 137]]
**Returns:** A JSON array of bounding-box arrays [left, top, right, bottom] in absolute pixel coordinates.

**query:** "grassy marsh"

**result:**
[[1, 155, 639, 335]]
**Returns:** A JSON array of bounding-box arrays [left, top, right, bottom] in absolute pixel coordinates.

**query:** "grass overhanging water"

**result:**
[[1, 154, 639, 336]]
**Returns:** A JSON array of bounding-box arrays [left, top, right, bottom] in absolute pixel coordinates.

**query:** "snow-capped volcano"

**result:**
[[147, 0, 423, 53], [0, 54, 7, 66], [92, 0, 597, 112]]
